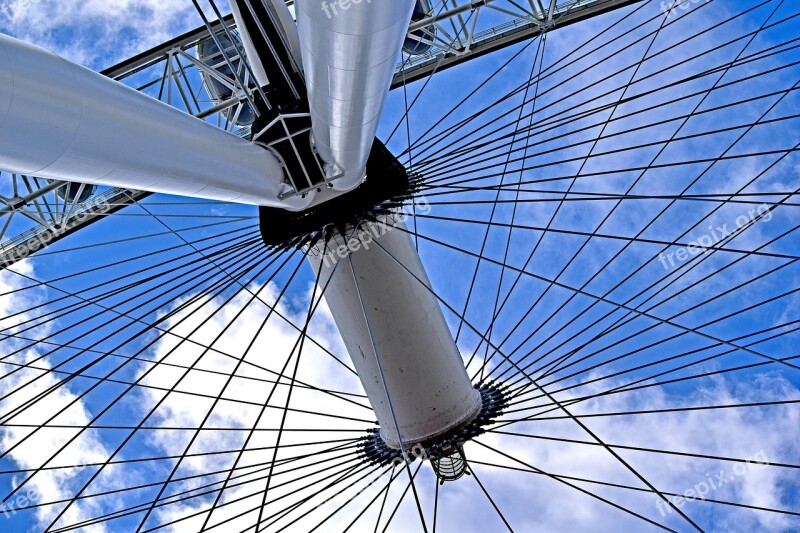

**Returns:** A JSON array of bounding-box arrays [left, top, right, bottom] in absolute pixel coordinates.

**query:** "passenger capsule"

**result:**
[[48, 180, 97, 203], [197, 34, 256, 127], [403, 0, 436, 55]]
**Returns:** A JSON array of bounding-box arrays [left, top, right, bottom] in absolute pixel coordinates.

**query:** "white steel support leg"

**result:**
[[295, 0, 416, 191], [0, 34, 313, 209], [308, 215, 482, 448]]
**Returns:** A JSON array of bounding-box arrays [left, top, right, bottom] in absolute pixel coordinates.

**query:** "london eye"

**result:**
[[0, 0, 798, 531]]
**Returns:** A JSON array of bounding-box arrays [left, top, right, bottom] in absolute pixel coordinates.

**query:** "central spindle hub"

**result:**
[[358, 382, 510, 483]]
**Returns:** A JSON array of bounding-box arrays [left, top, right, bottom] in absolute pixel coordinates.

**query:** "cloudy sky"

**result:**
[[0, 0, 799, 531]]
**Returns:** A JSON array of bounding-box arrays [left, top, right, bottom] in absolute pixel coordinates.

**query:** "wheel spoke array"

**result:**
[[0, 1, 798, 531]]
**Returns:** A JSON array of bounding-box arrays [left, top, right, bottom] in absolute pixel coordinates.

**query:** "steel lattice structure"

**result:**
[[0, 0, 636, 269]]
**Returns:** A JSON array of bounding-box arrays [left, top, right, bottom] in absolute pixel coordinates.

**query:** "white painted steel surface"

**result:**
[[0, 1, 418, 209], [227, 0, 304, 88], [295, 0, 416, 191], [308, 215, 482, 448], [228, 0, 272, 87], [0, 34, 316, 209]]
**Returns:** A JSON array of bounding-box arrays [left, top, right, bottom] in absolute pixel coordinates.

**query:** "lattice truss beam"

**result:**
[[394, 0, 640, 85]]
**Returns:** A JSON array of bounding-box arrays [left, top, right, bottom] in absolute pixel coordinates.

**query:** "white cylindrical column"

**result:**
[[308, 215, 482, 448], [0, 34, 316, 210], [295, 0, 416, 191]]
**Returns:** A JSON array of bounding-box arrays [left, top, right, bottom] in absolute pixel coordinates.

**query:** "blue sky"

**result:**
[[0, 0, 799, 531]]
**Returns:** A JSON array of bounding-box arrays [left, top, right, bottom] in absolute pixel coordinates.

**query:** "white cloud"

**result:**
[[133, 277, 368, 531], [0, 0, 797, 530], [0, 263, 114, 531], [120, 276, 800, 532], [0, 256, 796, 532], [0, 0, 198, 68]]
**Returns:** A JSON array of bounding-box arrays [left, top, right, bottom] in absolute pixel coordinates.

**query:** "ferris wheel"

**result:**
[[0, 0, 798, 531]]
